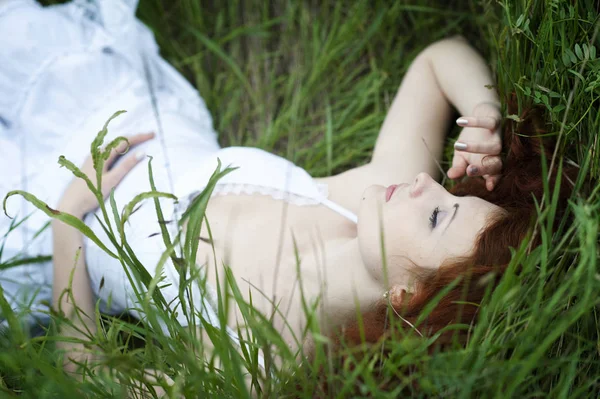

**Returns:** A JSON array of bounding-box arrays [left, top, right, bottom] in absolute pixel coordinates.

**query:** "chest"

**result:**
[[188, 193, 357, 343], [194, 194, 356, 272]]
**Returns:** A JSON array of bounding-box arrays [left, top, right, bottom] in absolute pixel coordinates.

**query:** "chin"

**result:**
[[357, 185, 386, 233], [361, 184, 385, 202]]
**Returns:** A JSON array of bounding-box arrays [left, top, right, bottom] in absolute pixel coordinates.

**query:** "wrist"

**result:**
[[475, 100, 501, 109], [473, 101, 501, 118]]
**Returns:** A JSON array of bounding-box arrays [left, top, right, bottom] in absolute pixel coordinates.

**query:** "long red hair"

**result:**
[[336, 94, 577, 352]]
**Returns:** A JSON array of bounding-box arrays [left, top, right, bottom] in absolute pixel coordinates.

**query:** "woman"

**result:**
[[0, 0, 571, 382]]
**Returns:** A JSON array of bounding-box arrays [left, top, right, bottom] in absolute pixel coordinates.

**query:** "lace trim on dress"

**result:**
[[176, 181, 330, 215]]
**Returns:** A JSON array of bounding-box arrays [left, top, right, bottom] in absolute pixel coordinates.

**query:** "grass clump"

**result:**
[[1, 0, 599, 397]]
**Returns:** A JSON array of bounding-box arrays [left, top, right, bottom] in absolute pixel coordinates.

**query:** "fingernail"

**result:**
[[135, 151, 146, 161], [454, 142, 468, 151], [456, 118, 469, 126], [469, 166, 478, 174]]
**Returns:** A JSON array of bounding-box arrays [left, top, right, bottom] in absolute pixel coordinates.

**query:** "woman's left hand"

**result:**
[[58, 132, 155, 217], [447, 102, 503, 191]]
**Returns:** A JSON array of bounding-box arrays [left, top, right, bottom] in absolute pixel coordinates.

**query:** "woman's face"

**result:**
[[357, 172, 502, 285]]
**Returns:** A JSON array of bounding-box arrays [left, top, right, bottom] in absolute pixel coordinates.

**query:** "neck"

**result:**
[[316, 237, 386, 330]]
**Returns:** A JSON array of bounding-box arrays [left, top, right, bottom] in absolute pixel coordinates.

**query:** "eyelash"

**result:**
[[429, 207, 440, 229]]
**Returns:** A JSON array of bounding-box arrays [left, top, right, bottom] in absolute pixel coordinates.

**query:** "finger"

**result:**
[[447, 155, 468, 179], [485, 174, 501, 191], [480, 156, 503, 176], [104, 151, 146, 194], [126, 132, 156, 147], [456, 116, 499, 131], [105, 140, 130, 168], [454, 139, 502, 155], [466, 156, 502, 177]]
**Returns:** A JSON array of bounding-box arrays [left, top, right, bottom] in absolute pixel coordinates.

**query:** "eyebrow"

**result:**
[[443, 203, 460, 234]]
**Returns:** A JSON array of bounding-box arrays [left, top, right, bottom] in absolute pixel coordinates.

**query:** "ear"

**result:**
[[387, 284, 409, 307]]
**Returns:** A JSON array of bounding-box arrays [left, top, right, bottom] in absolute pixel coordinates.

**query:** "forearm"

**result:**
[[423, 36, 500, 115], [52, 214, 98, 373], [52, 217, 177, 394]]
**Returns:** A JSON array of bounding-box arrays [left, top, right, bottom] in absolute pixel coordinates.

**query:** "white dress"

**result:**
[[0, 0, 220, 328], [0, 0, 358, 337]]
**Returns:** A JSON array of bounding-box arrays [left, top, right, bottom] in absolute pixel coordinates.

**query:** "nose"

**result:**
[[409, 172, 435, 198]]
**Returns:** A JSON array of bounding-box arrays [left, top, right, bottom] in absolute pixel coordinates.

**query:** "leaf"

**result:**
[[2, 190, 118, 259], [562, 51, 571, 67], [0, 286, 24, 343], [591, 45, 597, 60], [101, 136, 130, 162], [542, 94, 549, 105], [181, 160, 237, 274], [568, 69, 585, 82], [91, 110, 126, 186], [566, 48, 577, 64], [575, 43, 583, 60], [186, 27, 257, 106], [583, 43, 590, 60], [0, 255, 52, 271], [58, 156, 98, 197], [121, 191, 178, 230], [553, 105, 566, 113], [516, 14, 524, 28], [145, 234, 180, 305], [147, 156, 177, 264], [109, 188, 121, 233], [506, 114, 524, 122], [90, 111, 126, 157]]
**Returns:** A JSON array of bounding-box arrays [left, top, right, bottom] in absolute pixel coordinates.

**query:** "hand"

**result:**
[[58, 133, 155, 217], [447, 102, 502, 191]]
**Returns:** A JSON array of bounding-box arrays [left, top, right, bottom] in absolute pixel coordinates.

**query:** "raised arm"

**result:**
[[323, 36, 502, 211], [422, 36, 499, 116], [371, 35, 500, 168]]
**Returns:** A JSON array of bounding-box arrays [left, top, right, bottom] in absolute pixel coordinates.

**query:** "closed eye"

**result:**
[[442, 203, 460, 233], [429, 207, 450, 229], [429, 207, 439, 228], [430, 203, 460, 231]]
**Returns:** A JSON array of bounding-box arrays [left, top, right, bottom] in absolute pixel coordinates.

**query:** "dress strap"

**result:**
[[321, 199, 358, 224]]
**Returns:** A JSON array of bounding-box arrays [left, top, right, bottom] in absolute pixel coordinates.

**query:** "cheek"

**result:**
[[383, 212, 429, 264]]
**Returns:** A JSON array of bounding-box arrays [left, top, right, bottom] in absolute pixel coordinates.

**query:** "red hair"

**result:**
[[334, 94, 577, 358]]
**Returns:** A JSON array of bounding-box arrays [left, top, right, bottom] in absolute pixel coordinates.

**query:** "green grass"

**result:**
[[2, 0, 600, 397]]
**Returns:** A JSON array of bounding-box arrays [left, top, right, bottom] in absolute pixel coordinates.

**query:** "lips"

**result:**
[[386, 183, 410, 201], [385, 185, 398, 202]]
